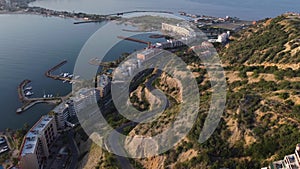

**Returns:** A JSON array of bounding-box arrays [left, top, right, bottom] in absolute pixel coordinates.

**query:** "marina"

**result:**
[[16, 60, 79, 114], [16, 80, 63, 114]]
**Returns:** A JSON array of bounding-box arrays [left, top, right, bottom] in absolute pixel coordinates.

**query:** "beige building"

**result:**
[[137, 49, 156, 61], [19, 115, 58, 169]]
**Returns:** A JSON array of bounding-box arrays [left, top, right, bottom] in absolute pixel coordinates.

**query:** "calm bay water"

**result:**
[[30, 0, 300, 20], [0, 14, 161, 130], [0, 14, 103, 130]]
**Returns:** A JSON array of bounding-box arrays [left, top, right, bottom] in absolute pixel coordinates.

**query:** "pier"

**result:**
[[74, 20, 103, 24], [45, 60, 74, 82], [17, 79, 31, 103], [117, 36, 150, 45]]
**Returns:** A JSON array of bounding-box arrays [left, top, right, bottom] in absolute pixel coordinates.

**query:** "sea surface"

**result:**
[[30, 0, 300, 20], [0, 14, 103, 130]]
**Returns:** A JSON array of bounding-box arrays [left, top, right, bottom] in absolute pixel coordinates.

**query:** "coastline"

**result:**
[[0, 3, 119, 23]]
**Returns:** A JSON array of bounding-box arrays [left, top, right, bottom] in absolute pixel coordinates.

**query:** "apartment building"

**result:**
[[97, 74, 111, 98], [19, 115, 58, 169], [71, 88, 98, 113]]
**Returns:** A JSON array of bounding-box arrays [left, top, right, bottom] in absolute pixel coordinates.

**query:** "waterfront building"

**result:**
[[67, 100, 77, 117], [19, 115, 58, 169], [71, 88, 98, 113], [97, 74, 111, 98], [52, 102, 68, 129], [156, 39, 185, 49], [52, 100, 77, 129]]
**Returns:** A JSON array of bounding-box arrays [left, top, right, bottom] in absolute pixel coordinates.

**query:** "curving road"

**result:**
[[106, 70, 169, 169]]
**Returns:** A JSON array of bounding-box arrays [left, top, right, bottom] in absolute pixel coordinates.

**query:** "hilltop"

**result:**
[[78, 13, 300, 169], [222, 13, 300, 69]]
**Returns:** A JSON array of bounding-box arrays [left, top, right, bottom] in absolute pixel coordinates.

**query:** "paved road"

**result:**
[[107, 122, 137, 169], [68, 131, 79, 169]]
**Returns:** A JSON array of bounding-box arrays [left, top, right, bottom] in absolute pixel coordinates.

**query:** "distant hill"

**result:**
[[222, 13, 300, 68]]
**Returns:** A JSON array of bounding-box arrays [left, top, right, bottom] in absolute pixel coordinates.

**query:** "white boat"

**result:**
[[0, 147, 8, 153], [63, 73, 70, 78], [25, 91, 34, 96], [25, 86, 32, 90], [43, 90, 46, 98]]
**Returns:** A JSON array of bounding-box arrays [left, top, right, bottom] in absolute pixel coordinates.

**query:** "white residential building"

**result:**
[[19, 115, 58, 169], [71, 88, 98, 113]]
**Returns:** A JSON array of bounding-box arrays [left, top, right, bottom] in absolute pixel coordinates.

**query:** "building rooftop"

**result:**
[[270, 160, 284, 169], [53, 101, 68, 114], [20, 115, 54, 156], [284, 154, 300, 169], [71, 88, 96, 102], [98, 74, 111, 88]]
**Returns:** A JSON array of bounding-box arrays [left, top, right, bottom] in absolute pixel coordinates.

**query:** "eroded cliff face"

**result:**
[[158, 72, 183, 103]]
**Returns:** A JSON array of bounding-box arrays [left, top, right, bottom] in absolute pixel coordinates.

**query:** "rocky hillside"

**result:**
[[128, 13, 300, 169], [222, 13, 300, 68]]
